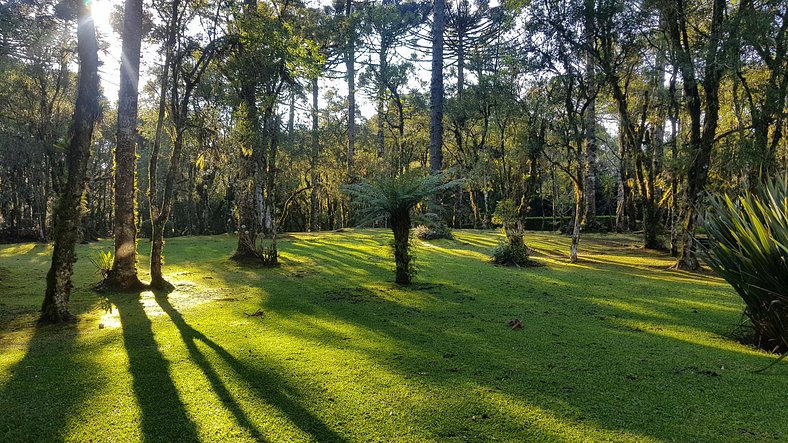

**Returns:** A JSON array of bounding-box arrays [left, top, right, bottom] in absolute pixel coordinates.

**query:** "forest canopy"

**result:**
[[0, 0, 786, 317]]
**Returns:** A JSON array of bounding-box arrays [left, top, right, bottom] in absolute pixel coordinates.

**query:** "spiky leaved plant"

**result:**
[[704, 176, 788, 362], [344, 170, 460, 284]]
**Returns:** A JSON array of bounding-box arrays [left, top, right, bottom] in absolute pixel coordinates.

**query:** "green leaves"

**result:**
[[342, 170, 462, 226], [704, 176, 788, 355]]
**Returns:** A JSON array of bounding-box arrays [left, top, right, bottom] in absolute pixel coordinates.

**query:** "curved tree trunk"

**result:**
[[41, 2, 100, 323], [106, 0, 144, 290]]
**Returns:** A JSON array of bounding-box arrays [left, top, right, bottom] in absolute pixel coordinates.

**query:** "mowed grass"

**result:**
[[0, 229, 785, 442]]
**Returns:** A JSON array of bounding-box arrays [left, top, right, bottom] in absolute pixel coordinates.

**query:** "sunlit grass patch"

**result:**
[[0, 230, 785, 442]]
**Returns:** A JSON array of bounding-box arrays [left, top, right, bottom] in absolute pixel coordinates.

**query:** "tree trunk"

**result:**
[[150, 126, 185, 290], [148, 0, 178, 287], [310, 77, 320, 232], [391, 211, 412, 284], [106, 0, 144, 290], [429, 0, 445, 174], [345, 0, 356, 181], [377, 46, 386, 159], [582, 0, 597, 230], [570, 186, 582, 263], [233, 0, 261, 261], [41, 1, 100, 323], [667, 0, 726, 270]]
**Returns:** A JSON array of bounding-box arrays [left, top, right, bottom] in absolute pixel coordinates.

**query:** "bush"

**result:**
[[704, 177, 788, 356], [491, 234, 534, 267], [239, 235, 279, 267], [413, 224, 453, 240]]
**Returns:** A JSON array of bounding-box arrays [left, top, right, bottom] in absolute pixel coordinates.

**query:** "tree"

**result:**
[[344, 171, 459, 283], [429, 0, 445, 174], [41, 0, 100, 323], [105, 0, 145, 290], [149, 0, 222, 288], [660, 0, 729, 270]]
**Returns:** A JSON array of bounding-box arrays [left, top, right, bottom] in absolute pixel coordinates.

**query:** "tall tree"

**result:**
[[662, 0, 728, 270], [232, 0, 263, 261], [310, 77, 320, 231], [582, 0, 597, 229], [429, 0, 445, 173], [149, 0, 220, 288], [344, 0, 357, 180], [105, 0, 144, 290], [41, 0, 100, 323]]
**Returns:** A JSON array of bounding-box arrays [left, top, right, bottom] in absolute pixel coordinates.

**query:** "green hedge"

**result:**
[[522, 216, 617, 231]]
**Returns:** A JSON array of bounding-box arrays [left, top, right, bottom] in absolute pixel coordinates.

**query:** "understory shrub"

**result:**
[[88, 251, 113, 279], [704, 177, 788, 356], [239, 235, 279, 267], [490, 199, 538, 267], [413, 223, 453, 240], [491, 234, 532, 266]]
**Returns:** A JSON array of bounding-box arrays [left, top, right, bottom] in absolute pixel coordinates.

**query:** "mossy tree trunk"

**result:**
[[391, 210, 412, 284], [232, 0, 262, 262], [429, 0, 444, 175], [310, 77, 320, 232], [664, 0, 726, 271], [106, 0, 144, 290], [41, 0, 100, 323]]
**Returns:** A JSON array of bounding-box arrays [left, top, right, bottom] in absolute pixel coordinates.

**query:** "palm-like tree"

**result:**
[[344, 171, 460, 284]]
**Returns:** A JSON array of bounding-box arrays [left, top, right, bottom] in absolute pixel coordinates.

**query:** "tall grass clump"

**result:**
[[704, 177, 788, 359]]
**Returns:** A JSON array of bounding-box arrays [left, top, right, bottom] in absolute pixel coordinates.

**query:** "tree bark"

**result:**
[[391, 210, 412, 284], [582, 0, 597, 230], [665, 0, 726, 270], [233, 0, 261, 261], [310, 77, 320, 232], [429, 0, 445, 174], [41, 1, 100, 323], [345, 0, 356, 181], [106, 0, 144, 290]]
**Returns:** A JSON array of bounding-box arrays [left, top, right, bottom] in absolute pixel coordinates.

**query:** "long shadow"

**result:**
[[154, 294, 347, 443], [109, 293, 200, 442], [0, 323, 91, 442], [259, 254, 786, 442]]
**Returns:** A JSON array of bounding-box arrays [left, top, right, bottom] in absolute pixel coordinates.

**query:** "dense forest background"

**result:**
[[1, 0, 785, 260]]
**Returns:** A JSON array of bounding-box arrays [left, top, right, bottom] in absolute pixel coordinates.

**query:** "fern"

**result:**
[[89, 251, 114, 279], [343, 170, 461, 283]]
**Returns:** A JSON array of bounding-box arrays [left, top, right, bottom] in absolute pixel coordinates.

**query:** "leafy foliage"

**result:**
[[344, 170, 461, 283], [413, 223, 453, 240], [704, 177, 788, 355], [342, 170, 461, 226], [491, 235, 535, 267], [88, 251, 114, 279]]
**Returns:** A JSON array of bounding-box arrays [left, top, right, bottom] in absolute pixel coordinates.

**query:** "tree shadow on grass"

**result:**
[[0, 323, 91, 442], [261, 270, 786, 442], [108, 292, 200, 443], [153, 293, 347, 443]]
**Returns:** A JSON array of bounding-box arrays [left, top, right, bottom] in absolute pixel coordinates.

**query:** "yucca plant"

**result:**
[[703, 176, 788, 362], [344, 170, 461, 284]]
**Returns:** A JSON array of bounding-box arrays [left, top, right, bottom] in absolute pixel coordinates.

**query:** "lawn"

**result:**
[[0, 230, 785, 442]]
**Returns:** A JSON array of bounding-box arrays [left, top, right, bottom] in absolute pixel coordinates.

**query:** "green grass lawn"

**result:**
[[0, 230, 785, 442]]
